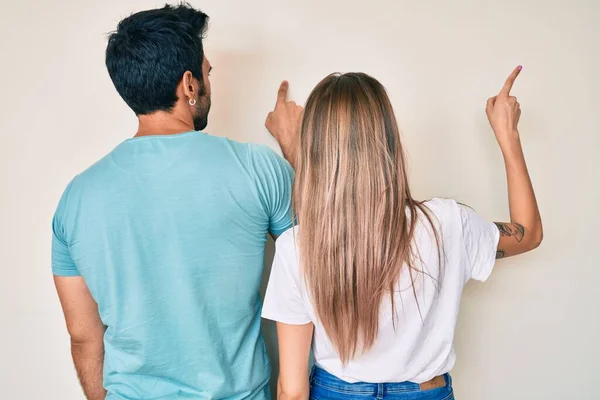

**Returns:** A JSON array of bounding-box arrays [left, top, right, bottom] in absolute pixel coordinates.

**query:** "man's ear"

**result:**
[[182, 71, 196, 100]]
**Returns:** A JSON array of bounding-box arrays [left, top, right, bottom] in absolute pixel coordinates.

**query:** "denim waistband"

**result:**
[[310, 366, 451, 395]]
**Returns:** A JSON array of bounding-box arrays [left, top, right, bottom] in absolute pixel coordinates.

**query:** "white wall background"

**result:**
[[1, 0, 598, 399]]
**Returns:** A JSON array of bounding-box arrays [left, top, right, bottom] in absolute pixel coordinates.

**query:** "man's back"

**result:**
[[52, 131, 293, 399]]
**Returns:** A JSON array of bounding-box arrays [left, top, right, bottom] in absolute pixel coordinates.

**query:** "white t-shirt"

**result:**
[[262, 198, 500, 383]]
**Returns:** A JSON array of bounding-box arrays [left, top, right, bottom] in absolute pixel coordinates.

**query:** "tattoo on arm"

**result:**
[[494, 222, 525, 243], [494, 222, 525, 259]]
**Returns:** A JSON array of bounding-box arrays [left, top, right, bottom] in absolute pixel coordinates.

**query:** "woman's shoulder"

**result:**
[[415, 198, 466, 239], [276, 226, 297, 244], [274, 227, 300, 260], [420, 198, 462, 220]]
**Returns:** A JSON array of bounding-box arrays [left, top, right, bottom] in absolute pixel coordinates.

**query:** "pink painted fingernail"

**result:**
[[518, 65, 523, 71]]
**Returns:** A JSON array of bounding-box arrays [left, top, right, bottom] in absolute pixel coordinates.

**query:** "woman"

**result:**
[[262, 67, 542, 399]]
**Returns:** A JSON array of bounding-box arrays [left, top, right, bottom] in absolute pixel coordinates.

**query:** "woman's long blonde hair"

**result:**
[[294, 73, 440, 363]]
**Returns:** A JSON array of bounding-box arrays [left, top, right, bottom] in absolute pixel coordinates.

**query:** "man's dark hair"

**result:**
[[106, 3, 209, 115]]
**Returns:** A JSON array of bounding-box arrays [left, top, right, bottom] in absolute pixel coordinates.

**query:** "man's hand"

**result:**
[[265, 81, 303, 168], [54, 276, 107, 400]]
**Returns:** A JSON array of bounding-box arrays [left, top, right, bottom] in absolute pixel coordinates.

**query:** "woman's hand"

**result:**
[[486, 66, 522, 148], [485, 66, 543, 258], [276, 322, 313, 400], [265, 81, 304, 169]]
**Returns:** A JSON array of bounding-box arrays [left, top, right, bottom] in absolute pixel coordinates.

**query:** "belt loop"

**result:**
[[376, 383, 384, 399]]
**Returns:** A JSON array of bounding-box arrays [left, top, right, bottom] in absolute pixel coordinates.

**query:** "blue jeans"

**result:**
[[309, 367, 455, 400]]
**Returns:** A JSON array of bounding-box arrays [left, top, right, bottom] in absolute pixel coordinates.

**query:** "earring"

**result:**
[[189, 98, 197, 106]]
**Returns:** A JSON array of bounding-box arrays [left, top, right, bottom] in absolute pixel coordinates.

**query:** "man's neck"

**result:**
[[135, 111, 195, 138]]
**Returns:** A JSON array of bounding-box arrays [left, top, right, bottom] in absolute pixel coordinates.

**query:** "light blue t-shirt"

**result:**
[[51, 131, 293, 399]]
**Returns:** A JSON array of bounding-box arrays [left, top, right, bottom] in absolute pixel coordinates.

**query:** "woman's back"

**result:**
[[262, 67, 541, 399], [263, 198, 499, 383]]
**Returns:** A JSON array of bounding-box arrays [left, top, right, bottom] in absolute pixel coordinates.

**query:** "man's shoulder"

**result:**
[[245, 142, 291, 175], [207, 135, 284, 164], [247, 143, 284, 164], [56, 143, 130, 209], [69, 152, 117, 191]]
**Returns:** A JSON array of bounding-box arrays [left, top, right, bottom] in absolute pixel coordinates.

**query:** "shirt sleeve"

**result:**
[[51, 182, 80, 277], [249, 145, 294, 236], [459, 205, 500, 282], [262, 237, 311, 325]]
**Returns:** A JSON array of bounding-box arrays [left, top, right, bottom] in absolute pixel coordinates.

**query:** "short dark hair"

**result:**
[[106, 3, 209, 115]]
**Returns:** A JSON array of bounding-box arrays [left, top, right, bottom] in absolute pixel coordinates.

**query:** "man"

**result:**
[[52, 4, 302, 399]]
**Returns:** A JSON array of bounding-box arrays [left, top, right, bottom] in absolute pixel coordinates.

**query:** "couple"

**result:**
[[52, 4, 542, 400]]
